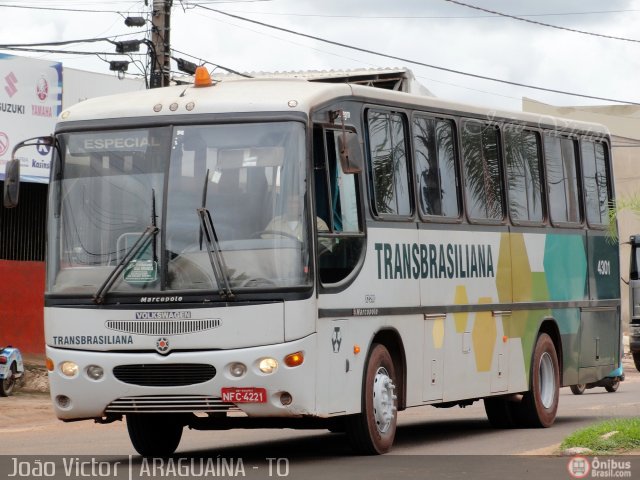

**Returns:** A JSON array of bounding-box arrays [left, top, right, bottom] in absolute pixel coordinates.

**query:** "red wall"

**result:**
[[0, 260, 45, 354]]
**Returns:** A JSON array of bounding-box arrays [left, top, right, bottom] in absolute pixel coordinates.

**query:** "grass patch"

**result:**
[[561, 418, 640, 454]]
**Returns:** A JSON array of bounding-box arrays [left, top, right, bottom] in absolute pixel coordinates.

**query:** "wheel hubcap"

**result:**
[[539, 352, 555, 409], [372, 367, 397, 434]]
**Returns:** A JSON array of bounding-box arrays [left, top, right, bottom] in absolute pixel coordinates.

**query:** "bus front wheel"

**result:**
[[520, 333, 559, 427], [346, 344, 398, 455], [126, 414, 184, 457]]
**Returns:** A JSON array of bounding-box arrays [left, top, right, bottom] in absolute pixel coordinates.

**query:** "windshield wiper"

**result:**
[[197, 207, 235, 301], [93, 225, 159, 304], [197, 170, 234, 300], [93, 190, 160, 304]]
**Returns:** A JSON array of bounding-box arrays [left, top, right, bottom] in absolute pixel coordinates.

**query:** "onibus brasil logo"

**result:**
[[568, 456, 632, 478]]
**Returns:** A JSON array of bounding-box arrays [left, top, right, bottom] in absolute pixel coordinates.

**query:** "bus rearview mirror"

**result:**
[[338, 131, 363, 174], [4, 158, 20, 208], [3, 135, 54, 208]]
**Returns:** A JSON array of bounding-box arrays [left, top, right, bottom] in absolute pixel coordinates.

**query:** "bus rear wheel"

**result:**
[[570, 384, 586, 395], [520, 333, 559, 427], [346, 344, 398, 455], [605, 379, 620, 393], [126, 414, 184, 457]]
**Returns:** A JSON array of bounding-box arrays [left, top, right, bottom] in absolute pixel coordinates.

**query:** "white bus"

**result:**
[[6, 68, 622, 455]]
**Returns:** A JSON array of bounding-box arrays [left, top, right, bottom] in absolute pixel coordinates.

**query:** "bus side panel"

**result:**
[[317, 227, 421, 414], [510, 232, 587, 387], [418, 229, 513, 402], [545, 233, 588, 386], [578, 231, 621, 383], [315, 314, 424, 415], [586, 232, 621, 301], [509, 232, 549, 390]]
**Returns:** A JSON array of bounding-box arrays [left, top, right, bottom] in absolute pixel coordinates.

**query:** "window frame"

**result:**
[[503, 126, 547, 227], [459, 118, 506, 225], [579, 136, 612, 230], [364, 107, 414, 221], [313, 123, 367, 289], [410, 111, 463, 224], [542, 133, 584, 228]]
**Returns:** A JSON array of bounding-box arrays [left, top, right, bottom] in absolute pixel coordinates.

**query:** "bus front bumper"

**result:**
[[45, 335, 317, 421]]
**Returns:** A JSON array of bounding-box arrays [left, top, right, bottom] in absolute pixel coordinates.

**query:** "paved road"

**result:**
[[2, 358, 639, 479]]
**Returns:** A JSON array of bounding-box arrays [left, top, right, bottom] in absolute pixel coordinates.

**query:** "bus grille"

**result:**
[[113, 364, 216, 386], [105, 395, 240, 414], [105, 319, 221, 336]]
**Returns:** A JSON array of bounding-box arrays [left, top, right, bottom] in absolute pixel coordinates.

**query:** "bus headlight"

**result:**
[[60, 361, 79, 377], [86, 365, 104, 380], [258, 358, 278, 374]]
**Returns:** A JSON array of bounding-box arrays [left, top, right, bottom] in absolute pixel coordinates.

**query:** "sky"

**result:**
[[1, 0, 640, 111]]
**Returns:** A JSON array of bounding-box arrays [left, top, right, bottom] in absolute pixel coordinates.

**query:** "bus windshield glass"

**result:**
[[47, 121, 310, 296]]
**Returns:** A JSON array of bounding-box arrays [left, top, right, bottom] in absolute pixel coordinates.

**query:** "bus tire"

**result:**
[[483, 396, 516, 428], [605, 379, 620, 393], [345, 344, 398, 455], [126, 414, 184, 457], [570, 384, 586, 395], [520, 333, 559, 428]]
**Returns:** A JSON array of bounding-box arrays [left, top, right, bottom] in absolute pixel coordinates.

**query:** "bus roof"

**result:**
[[58, 77, 609, 136]]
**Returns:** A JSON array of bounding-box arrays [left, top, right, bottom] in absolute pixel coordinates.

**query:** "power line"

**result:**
[[192, 8, 525, 102], [0, 4, 143, 13], [0, 31, 149, 49], [0, 46, 145, 56], [196, 5, 640, 106], [171, 47, 253, 77], [208, 8, 640, 19], [443, 0, 640, 44]]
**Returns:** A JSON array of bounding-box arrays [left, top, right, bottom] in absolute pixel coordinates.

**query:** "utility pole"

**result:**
[[150, 0, 172, 88]]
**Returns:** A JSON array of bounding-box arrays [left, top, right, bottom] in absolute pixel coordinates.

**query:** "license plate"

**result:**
[[221, 387, 267, 403]]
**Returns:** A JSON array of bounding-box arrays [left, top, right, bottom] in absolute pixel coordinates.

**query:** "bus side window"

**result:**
[[581, 139, 610, 226], [412, 115, 459, 218], [544, 135, 581, 225], [314, 128, 365, 285], [504, 127, 544, 224], [367, 110, 412, 217], [461, 120, 504, 222]]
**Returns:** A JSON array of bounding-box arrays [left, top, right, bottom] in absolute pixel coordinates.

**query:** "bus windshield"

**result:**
[[47, 121, 310, 297]]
